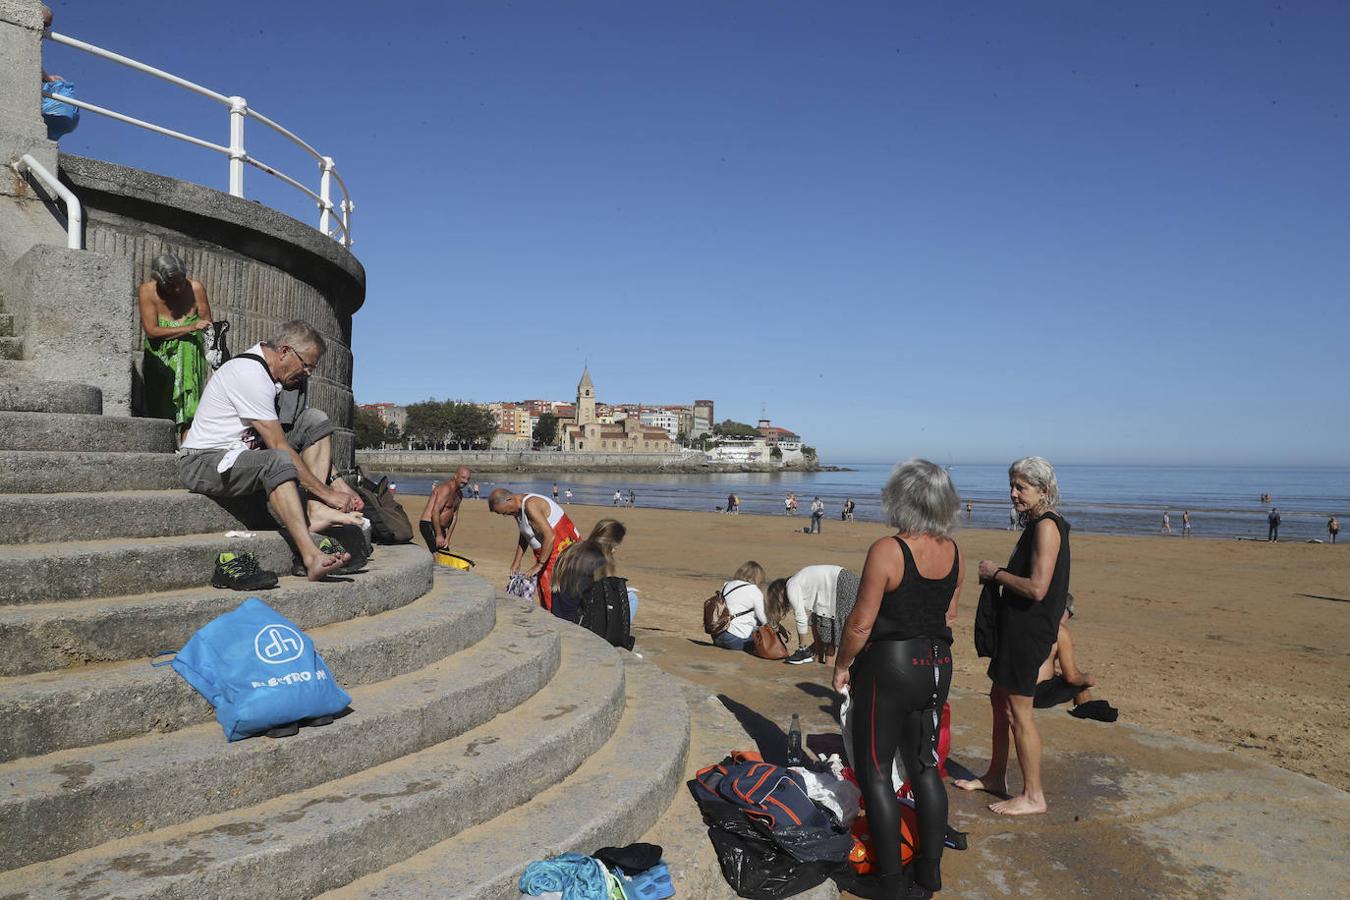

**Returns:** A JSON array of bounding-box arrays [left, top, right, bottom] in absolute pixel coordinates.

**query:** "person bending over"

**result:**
[[833, 459, 963, 898], [714, 561, 768, 651], [955, 456, 1071, 816], [488, 488, 579, 611], [419, 466, 471, 551], [177, 320, 363, 580], [781, 564, 844, 665]]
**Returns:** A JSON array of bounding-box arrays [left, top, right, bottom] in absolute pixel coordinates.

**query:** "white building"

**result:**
[[709, 437, 772, 464], [639, 409, 681, 440]]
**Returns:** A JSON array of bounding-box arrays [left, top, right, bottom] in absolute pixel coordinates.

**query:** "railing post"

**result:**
[[341, 199, 353, 247], [319, 156, 334, 234], [228, 95, 246, 196]]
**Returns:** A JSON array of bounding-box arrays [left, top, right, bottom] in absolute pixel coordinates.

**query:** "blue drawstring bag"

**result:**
[[155, 598, 351, 741], [41, 79, 80, 139]]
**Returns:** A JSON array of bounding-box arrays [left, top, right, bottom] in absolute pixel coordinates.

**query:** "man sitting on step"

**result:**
[[177, 319, 363, 580]]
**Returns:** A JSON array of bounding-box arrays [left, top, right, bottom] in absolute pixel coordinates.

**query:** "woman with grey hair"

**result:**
[[833, 459, 963, 897], [955, 456, 1071, 817], [138, 253, 213, 443]]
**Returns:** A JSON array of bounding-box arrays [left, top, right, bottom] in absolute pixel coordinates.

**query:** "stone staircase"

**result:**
[[0, 377, 714, 898]]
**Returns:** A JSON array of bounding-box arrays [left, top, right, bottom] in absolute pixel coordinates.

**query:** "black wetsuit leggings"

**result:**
[[849, 637, 952, 883]]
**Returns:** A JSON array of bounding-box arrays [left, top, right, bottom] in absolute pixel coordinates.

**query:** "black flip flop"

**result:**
[[1069, 699, 1119, 722]]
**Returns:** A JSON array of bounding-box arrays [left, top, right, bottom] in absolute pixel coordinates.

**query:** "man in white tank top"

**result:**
[[487, 489, 580, 611]]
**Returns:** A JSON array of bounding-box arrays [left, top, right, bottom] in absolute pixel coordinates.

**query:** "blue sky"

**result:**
[[46, 2, 1349, 465]]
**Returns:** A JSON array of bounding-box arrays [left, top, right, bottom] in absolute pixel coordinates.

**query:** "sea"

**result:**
[[387, 463, 1349, 544]]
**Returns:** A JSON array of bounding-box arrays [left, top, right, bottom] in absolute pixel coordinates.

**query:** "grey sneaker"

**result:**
[[785, 647, 814, 665]]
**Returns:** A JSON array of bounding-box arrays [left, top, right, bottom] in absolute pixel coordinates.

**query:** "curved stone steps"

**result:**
[[326, 652, 691, 900], [1, 622, 627, 898], [0, 599, 562, 871], [0, 571, 497, 763], [0, 489, 264, 545], [0, 531, 296, 605], [0, 379, 101, 414], [0, 410, 175, 452], [0, 449, 180, 493], [0, 542, 433, 676]]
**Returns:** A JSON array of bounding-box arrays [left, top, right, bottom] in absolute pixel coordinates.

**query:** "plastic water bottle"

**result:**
[[786, 713, 803, 767]]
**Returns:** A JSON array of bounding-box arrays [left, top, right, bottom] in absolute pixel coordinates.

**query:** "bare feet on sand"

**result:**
[[989, 794, 1047, 816], [953, 775, 1008, 797], [304, 550, 350, 581]]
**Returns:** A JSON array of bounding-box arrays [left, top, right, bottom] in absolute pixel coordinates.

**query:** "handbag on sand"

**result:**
[[751, 623, 790, 660]]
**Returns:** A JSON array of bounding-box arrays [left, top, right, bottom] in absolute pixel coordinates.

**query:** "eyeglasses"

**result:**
[[285, 346, 318, 374]]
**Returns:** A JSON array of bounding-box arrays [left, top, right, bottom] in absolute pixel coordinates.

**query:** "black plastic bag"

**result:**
[[707, 826, 843, 899]]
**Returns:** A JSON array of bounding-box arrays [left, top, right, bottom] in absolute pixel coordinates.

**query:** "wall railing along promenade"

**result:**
[[358, 449, 706, 473]]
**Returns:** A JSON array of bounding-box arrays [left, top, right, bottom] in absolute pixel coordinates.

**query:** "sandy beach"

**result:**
[[399, 495, 1350, 793]]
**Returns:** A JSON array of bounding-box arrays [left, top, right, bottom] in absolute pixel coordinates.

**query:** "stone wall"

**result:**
[[59, 155, 365, 463]]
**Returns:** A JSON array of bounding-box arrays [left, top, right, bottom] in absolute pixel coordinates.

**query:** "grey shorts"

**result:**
[[811, 612, 839, 647], [177, 408, 334, 498]]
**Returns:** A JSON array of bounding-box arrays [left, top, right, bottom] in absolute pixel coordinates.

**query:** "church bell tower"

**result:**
[[576, 366, 596, 426]]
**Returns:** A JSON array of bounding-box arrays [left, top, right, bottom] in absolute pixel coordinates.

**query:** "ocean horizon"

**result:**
[[385, 462, 1348, 544]]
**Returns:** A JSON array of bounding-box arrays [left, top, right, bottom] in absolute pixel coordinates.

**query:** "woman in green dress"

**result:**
[[138, 253, 213, 444]]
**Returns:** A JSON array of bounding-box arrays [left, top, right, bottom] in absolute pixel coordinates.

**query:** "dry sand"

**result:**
[[400, 495, 1350, 792]]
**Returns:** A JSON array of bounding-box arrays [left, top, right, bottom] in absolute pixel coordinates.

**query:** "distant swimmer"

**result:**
[[1182, 510, 1192, 537], [1329, 516, 1340, 544], [1161, 510, 1172, 535], [552, 482, 559, 500], [966, 501, 974, 521], [1267, 507, 1281, 542]]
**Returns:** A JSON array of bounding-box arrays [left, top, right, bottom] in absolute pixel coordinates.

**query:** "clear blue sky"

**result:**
[[47, 2, 1349, 465]]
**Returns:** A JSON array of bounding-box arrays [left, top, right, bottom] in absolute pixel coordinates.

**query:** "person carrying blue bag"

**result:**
[[41, 79, 80, 139], [155, 597, 351, 741]]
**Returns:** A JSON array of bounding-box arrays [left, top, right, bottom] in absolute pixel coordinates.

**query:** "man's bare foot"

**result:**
[[304, 551, 349, 581], [989, 794, 1047, 816], [307, 502, 365, 532], [953, 775, 1008, 796]]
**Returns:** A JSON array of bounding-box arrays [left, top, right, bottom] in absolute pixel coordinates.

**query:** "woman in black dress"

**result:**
[[834, 459, 963, 897], [955, 456, 1070, 816]]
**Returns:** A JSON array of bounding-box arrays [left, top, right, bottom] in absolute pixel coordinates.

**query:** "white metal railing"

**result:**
[[41, 30, 353, 247], [12, 153, 83, 249]]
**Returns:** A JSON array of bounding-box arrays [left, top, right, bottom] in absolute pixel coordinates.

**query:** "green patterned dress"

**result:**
[[142, 312, 207, 427]]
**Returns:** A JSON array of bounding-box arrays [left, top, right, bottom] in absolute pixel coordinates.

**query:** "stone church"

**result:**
[[560, 367, 675, 453]]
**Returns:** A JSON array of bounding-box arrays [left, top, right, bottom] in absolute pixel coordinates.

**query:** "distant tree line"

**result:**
[[354, 399, 498, 450]]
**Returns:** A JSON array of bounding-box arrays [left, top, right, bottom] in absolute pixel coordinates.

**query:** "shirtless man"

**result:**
[[419, 466, 471, 552], [489, 488, 579, 611]]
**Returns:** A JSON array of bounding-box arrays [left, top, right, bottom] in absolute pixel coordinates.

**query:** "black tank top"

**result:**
[[871, 536, 958, 645]]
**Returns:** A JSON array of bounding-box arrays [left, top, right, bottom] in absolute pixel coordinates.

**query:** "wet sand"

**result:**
[[399, 495, 1350, 792]]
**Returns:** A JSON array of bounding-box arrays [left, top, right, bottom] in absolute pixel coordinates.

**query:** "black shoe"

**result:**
[[785, 647, 814, 665], [212, 551, 279, 590]]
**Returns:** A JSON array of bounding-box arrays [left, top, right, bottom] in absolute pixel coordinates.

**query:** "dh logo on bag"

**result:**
[[254, 624, 305, 664]]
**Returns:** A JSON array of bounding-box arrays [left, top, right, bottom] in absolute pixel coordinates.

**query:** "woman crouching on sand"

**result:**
[[833, 459, 963, 898], [955, 456, 1071, 816]]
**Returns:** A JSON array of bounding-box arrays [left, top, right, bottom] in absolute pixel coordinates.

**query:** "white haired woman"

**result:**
[[955, 456, 1071, 816], [833, 459, 963, 897]]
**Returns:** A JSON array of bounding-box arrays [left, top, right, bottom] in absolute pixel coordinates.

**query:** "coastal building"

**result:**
[[360, 403, 407, 431], [693, 400, 715, 437], [640, 408, 682, 441], [709, 436, 772, 464], [757, 418, 800, 448], [558, 367, 676, 453]]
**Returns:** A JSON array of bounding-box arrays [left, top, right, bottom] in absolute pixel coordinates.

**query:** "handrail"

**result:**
[[13, 154, 84, 250], [42, 30, 353, 246]]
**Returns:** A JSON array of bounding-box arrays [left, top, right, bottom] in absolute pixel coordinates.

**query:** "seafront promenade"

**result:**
[[358, 448, 822, 474]]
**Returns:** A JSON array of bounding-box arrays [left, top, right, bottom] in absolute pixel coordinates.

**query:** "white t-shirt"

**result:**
[[181, 344, 280, 450], [785, 564, 843, 634], [720, 579, 766, 640]]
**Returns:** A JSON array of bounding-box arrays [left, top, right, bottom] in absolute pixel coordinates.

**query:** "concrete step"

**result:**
[[0, 410, 175, 452], [0, 531, 296, 606], [0, 449, 179, 493], [0, 489, 260, 545], [0, 542, 434, 676], [0, 336, 20, 359], [328, 651, 690, 900], [0, 597, 559, 870], [2, 623, 626, 896], [0, 570, 497, 762], [0, 379, 101, 414], [0, 312, 13, 336]]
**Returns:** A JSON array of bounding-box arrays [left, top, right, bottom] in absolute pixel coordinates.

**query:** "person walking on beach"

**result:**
[[627, 489, 636, 507], [418, 466, 471, 552], [1330, 516, 1340, 544], [1268, 507, 1281, 542], [789, 494, 799, 516], [564, 488, 573, 503], [810, 496, 825, 534], [552, 482, 560, 501], [1161, 510, 1172, 535], [966, 501, 974, 521], [833, 459, 963, 896], [784, 494, 793, 516], [1182, 510, 1192, 537], [843, 498, 856, 522], [613, 489, 622, 506], [956, 456, 1071, 817]]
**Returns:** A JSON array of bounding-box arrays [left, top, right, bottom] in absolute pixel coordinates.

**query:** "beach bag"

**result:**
[[155, 598, 350, 742], [751, 623, 790, 660], [41, 79, 80, 139], [506, 572, 537, 602], [202, 319, 232, 370], [345, 467, 413, 544], [703, 582, 750, 636], [578, 576, 634, 650]]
